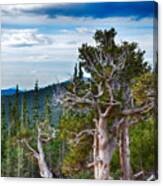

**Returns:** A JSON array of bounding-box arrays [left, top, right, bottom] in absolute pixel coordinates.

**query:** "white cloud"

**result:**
[[1, 27, 95, 65], [1, 6, 155, 89], [2, 10, 153, 28], [76, 27, 94, 34], [1, 4, 153, 28], [2, 28, 52, 47]]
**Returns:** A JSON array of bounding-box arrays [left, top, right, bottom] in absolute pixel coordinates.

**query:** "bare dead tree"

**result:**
[[20, 123, 56, 178]]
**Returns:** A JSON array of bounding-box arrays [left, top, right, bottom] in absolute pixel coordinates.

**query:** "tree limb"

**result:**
[[87, 158, 101, 168], [133, 171, 144, 179], [69, 129, 96, 145], [146, 174, 155, 181], [94, 82, 104, 99], [122, 103, 154, 116], [23, 139, 39, 159]]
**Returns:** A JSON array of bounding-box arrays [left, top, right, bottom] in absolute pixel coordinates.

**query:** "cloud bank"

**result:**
[[1, 2, 157, 89]]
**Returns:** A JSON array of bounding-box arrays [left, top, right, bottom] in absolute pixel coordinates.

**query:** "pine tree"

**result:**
[[73, 63, 78, 81], [1, 103, 8, 176], [32, 80, 40, 125], [22, 94, 30, 128], [6, 101, 12, 176], [45, 96, 52, 124], [78, 62, 83, 79]]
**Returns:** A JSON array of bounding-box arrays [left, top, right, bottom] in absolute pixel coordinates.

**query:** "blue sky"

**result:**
[[1, 1, 157, 89]]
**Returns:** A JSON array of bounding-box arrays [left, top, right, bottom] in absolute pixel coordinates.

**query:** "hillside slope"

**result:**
[[1, 82, 67, 126]]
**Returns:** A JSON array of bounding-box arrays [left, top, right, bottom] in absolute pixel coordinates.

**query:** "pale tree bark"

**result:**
[[93, 130, 99, 179], [119, 125, 132, 180], [22, 127, 53, 178], [97, 117, 116, 180], [36, 128, 53, 178], [87, 118, 116, 180]]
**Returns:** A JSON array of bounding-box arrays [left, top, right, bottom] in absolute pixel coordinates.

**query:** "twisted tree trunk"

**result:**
[[97, 117, 116, 179]]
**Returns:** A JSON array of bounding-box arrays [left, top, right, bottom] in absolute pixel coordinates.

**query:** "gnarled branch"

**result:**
[[122, 103, 154, 116], [69, 128, 96, 145]]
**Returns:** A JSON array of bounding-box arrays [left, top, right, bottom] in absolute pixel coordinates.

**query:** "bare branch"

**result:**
[[133, 171, 144, 179], [101, 105, 112, 118], [41, 136, 53, 143], [94, 82, 104, 99], [69, 129, 96, 145], [146, 174, 155, 181], [112, 118, 125, 130], [23, 139, 39, 159], [83, 49, 104, 78], [76, 129, 96, 139], [64, 92, 94, 106], [105, 81, 114, 102], [122, 103, 154, 116], [38, 125, 57, 143], [93, 118, 99, 128], [126, 119, 140, 127], [87, 158, 101, 168]]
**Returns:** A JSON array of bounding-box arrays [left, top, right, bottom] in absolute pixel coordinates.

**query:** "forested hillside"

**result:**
[[1, 29, 157, 180]]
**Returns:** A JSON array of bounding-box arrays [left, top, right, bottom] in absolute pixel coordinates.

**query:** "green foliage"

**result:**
[[44, 96, 52, 124], [94, 28, 116, 48], [132, 72, 154, 105], [78, 62, 84, 79], [32, 80, 40, 125], [110, 118, 156, 179], [59, 111, 93, 177], [130, 118, 156, 174], [1, 88, 39, 177]]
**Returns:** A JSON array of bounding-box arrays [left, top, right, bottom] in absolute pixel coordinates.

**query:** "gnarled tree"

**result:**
[[63, 28, 154, 179]]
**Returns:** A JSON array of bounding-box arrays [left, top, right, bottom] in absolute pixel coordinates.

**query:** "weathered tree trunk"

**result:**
[[97, 117, 116, 179], [119, 125, 131, 180], [36, 132, 53, 178]]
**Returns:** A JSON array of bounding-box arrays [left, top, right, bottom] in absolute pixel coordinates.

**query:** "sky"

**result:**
[[1, 1, 157, 90]]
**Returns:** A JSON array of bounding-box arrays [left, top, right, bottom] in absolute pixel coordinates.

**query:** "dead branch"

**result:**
[[122, 103, 154, 116], [87, 158, 101, 168], [64, 92, 94, 106], [69, 128, 96, 145], [133, 171, 144, 179], [94, 82, 104, 99], [22, 139, 39, 159], [146, 174, 155, 181]]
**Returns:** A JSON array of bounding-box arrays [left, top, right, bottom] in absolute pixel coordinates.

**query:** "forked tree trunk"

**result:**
[[119, 125, 131, 180], [97, 117, 116, 179]]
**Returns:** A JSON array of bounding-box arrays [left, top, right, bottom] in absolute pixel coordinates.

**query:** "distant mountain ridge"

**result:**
[[1, 78, 89, 96], [1, 81, 68, 126], [1, 88, 24, 96], [1, 78, 89, 125]]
